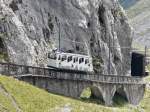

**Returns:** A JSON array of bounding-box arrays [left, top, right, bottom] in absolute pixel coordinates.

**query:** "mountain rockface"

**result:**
[[0, 0, 132, 75]]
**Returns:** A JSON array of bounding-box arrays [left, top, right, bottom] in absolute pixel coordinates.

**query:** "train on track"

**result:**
[[47, 51, 94, 73]]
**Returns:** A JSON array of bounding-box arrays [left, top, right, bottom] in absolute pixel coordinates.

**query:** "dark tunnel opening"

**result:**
[[131, 52, 145, 77], [80, 87, 105, 105], [113, 88, 128, 106]]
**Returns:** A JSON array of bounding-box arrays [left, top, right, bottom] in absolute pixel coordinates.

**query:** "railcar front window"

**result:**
[[48, 53, 51, 58], [48, 53, 57, 60], [54, 55, 57, 60], [85, 59, 89, 64]]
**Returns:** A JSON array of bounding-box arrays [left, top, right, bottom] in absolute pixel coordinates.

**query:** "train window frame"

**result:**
[[79, 58, 84, 64], [73, 57, 76, 63], [53, 54, 57, 60], [76, 57, 78, 62], [58, 55, 61, 60], [67, 56, 73, 62], [61, 55, 67, 61]]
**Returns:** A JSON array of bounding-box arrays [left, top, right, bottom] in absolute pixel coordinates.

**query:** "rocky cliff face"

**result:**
[[0, 0, 132, 75]]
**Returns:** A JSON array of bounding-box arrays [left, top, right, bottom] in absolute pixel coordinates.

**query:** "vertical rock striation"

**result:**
[[0, 0, 132, 76]]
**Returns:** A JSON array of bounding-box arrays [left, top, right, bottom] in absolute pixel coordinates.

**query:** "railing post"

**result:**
[[44, 68, 46, 76], [32, 67, 34, 75], [15, 65, 18, 76]]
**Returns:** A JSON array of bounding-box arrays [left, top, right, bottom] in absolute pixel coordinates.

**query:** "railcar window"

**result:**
[[85, 59, 89, 64], [68, 56, 73, 62], [62, 55, 67, 61], [79, 58, 84, 64], [73, 58, 76, 63], [76, 57, 78, 62], [58, 55, 61, 60]]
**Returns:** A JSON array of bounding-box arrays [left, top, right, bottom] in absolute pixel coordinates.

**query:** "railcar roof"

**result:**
[[55, 52, 92, 58]]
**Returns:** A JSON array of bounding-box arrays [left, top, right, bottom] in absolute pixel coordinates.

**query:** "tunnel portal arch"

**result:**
[[79, 86, 105, 104], [112, 86, 128, 106]]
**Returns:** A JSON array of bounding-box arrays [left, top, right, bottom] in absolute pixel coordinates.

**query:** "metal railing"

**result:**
[[0, 62, 145, 84]]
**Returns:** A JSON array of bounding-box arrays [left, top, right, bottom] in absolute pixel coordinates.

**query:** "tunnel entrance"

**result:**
[[131, 52, 145, 77], [113, 91, 128, 106], [80, 87, 104, 105]]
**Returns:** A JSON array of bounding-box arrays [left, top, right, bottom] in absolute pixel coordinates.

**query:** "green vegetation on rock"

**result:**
[[0, 52, 8, 61], [92, 57, 103, 73]]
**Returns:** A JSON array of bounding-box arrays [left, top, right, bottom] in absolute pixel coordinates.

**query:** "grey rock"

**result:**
[[0, 0, 132, 75]]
